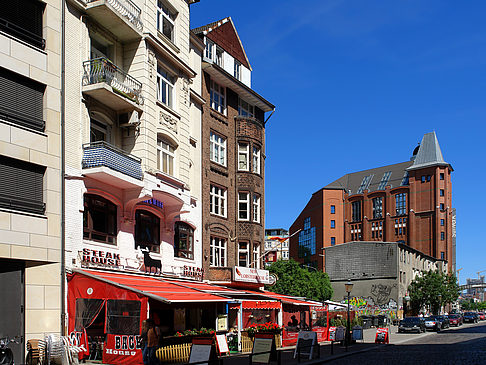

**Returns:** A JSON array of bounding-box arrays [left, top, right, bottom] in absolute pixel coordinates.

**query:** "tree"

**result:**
[[408, 270, 460, 315], [265, 259, 333, 302]]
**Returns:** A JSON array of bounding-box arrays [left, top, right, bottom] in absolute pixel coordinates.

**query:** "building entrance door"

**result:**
[[0, 259, 25, 363]]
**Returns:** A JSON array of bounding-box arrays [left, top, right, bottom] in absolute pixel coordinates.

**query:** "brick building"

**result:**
[[290, 132, 454, 273], [192, 18, 275, 283]]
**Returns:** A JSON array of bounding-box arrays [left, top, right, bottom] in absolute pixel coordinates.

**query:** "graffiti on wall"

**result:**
[[344, 283, 398, 319]]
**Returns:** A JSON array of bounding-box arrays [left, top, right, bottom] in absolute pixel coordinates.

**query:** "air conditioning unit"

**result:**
[[119, 111, 140, 127]]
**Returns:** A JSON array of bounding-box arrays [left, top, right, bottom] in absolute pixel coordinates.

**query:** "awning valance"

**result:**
[[242, 301, 281, 310]]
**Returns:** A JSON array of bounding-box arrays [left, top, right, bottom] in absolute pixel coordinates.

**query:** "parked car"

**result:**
[[424, 317, 442, 331], [398, 317, 426, 333], [435, 315, 450, 328], [448, 314, 463, 326], [463, 312, 479, 323], [478, 312, 485, 320]]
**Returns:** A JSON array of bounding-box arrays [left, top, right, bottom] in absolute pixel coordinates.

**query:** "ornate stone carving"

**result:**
[[181, 77, 190, 106], [159, 111, 178, 134], [148, 50, 156, 79]]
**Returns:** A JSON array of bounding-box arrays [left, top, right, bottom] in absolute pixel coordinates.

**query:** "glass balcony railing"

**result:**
[[82, 141, 143, 180]]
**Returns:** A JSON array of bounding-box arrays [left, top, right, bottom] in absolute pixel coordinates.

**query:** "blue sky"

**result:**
[[191, 1, 486, 285]]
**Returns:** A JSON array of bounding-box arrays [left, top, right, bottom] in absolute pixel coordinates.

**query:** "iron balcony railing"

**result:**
[[82, 57, 143, 105], [86, 0, 143, 31], [82, 141, 143, 180]]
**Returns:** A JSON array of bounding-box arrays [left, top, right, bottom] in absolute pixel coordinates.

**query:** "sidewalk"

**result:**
[[83, 326, 421, 365]]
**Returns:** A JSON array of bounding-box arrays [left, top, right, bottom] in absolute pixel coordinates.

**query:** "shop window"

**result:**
[[135, 210, 160, 253], [106, 300, 141, 335], [174, 222, 194, 260], [83, 194, 117, 244], [312, 310, 328, 328]]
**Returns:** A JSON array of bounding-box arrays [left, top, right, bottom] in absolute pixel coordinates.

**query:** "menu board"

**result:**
[[215, 334, 229, 355], [188, 344, 212, 365], [293, 331, 317, 360], [252, 337, 273, 364]]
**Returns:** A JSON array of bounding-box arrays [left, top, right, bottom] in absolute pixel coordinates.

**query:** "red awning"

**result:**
[[244, 289, 323, 307], [242, 301, 281, 310], [75, 269, 231, 303]]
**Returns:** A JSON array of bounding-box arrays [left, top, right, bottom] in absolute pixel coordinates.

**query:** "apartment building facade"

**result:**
[[192, 18, 275, 284], [264, 228, 289, 267], [290, 132, 454, 273], [0, 0, 63, 361]]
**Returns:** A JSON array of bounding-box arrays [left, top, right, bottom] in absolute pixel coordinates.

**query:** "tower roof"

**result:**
[[407, 132, 451, 171]]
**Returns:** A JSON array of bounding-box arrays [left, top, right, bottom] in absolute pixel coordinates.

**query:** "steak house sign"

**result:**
[[81, 248, 121, 267]]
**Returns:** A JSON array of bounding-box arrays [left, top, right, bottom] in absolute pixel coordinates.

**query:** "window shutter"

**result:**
[[0, 156, 45, 214], [0, 68, 45, 131]]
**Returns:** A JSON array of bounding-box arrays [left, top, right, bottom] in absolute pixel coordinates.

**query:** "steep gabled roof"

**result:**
[[407, 131, 450, 171], [192, 17, 252, 70]]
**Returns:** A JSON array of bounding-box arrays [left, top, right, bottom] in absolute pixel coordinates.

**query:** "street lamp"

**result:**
[[345, 279, 353, 351], [438, 294, 442, 315]]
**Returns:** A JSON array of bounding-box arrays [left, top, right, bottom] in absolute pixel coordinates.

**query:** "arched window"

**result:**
[[83, 194, 117, 244], [135, 210, 160, 253], [174, 222, 194, 260]]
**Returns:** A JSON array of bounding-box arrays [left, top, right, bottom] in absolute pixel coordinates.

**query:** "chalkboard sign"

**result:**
[[335, 326, 346, 341], [215, 334, 229, 355], [293, 331, 317, 360], [252, 337, 273, 364], [189, 338, 213, 365]]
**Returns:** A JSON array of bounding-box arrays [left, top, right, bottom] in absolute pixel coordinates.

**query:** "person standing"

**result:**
[[142, 319, 159, 365]]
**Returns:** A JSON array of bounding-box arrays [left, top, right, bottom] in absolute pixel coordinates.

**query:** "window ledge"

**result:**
[[157, 31, 180, 54], [156, 100, 181, 120], [0, 207, 46, 219], [210, 110, 228, 123], [82, 239, 117, 249]]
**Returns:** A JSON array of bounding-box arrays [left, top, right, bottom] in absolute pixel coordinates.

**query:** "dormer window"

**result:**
[[157, 1, 176, 43], [205, 39, 214, 60], [234, 60, 241, 80], [215, 46, 224, 67]]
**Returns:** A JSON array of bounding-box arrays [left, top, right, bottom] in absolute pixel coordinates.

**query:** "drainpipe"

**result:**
[[61, 0, 66, 336]]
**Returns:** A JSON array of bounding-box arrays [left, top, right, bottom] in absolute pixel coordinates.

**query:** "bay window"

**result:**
[[238, 143, 249, 171], [238, 192, 250, 221], [252, 194, 260, 223], [252, 146, 260, 174]]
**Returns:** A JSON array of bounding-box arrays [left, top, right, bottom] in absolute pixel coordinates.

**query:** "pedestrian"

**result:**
[[142, 319, 159, 365]]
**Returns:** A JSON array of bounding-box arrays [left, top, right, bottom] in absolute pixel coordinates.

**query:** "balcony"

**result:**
[[85, 0, 142, 41], [82, 58, 143, 112], [82, 141, 143, 188]]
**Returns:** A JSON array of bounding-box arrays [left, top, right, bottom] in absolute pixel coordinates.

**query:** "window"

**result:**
[[238, 242, 249, 267], [90, 118, 109, 143], [238, 143, 249, 171], [352, 201, 361, 222], [440, 219, 445, 226], [421, 175, 426, 183], [157, 1, 176, 42], [440, 173, 444, 180], [331, 205, 335, 214], [157, 138, 175, 176], [252, 147, 261, 174], [440, 189, 444, 197], [252, 194, 261, 223], [83, 194, 117, 244], [106, 300, 141, 335], [441, 251, 445, 260], [395, 193, 407, 215], [135, 210, 160, 253], [253, 244, 261, 268], [2, 0, 45, 49], [0, 156, 45, 215], [210, 236, 226, 267], [401, 171, 410, 186], [174, 222, 194, 260], [238, 192, 250, 221], [330, 220, 335, 229], [440, 203, 445, 211], [357, 175, 373, 194], [215, 47, 223, 67], [331, 237, 336, 246], [441, 232, 445, 241], [238, 98, 254, 117], [205, 39, 214, 60], [427, 175, 431, 182], [157, 65, 175, 108], [210, 185, 226, 217], [377, 171, 392, 190], [234, 60, 241, 80], [298, 222, 316, 257], [0, 67, 45, 132], [210, 80, 225, 114], [210, 131, 226, 166], [372, 197, 383, 219]]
